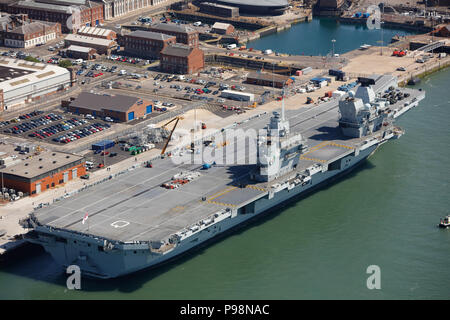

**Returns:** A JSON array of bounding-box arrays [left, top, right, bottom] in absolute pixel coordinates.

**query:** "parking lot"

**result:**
[[1, 110, 113, 145]]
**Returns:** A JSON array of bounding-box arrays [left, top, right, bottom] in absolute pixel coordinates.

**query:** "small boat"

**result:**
[[438, 215, 450, 229]]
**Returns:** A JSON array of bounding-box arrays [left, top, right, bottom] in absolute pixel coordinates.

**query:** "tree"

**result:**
[[24, 56, 40, 63], [58, 60, 72, 68]]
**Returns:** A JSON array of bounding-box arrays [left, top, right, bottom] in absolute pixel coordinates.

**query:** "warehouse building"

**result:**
[[0, 57, 71, 111], [160, 43, 204, 74], [145, 23, 199, 47], [198, 2, 239, 18], [118, 30, 176, 59], [246, 72, 293, 88], [64, 45, 96, 60], [0, 151, 86, 195], [64, 34, 116, 55], [77, 26, 116, 40], [67, 92, 153, 122], [211, 22, 235, 35]]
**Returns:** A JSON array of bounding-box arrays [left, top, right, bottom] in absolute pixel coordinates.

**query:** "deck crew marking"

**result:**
[[111, 221, 130, 228]]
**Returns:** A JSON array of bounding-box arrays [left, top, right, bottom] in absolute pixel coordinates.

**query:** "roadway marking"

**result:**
[[300, 142, 353, 164], [207, 200, 237, 207], [245, 185, 267, 192], [207, 186, 238, 202], [299, 156, 327, 163]]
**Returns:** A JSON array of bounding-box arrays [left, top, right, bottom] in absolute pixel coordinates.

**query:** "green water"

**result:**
[[1, 22, 449, 300]]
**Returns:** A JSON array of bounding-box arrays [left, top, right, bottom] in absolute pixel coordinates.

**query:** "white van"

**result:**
[[119, 69, 127, 75], [75, 58, 83, 65], [227, 44, 237, 50], [263, 49, 273, 55], [193, 21, 202, 27]]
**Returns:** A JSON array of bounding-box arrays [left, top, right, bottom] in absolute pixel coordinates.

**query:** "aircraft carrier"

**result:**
[[21, 75, 425, 279]]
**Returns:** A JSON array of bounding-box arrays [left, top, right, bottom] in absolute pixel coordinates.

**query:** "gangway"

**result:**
[[416, 41, 444, 53]]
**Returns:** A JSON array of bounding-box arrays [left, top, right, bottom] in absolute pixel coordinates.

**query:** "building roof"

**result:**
[[66, 45, 94, 53], [69, 92, 141, 112], [65, 34, 115, 47], [8, 21, 58, 35], [150, 23, 196, 34], [247, 71, 289, 83], [12, 1, 87, 14], [77, 26, 114, 37], [126, 30, 175, 41], [200, 2, 238, 10], [0, 57, 69, 92], [0, 151, 84, 180], [212, 22, 233, 30], [160, 43, 195, 57], [217, 0, 288, 7]]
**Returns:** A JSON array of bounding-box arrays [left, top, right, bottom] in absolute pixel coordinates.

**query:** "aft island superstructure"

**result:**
[[22, 75, 425, 278]]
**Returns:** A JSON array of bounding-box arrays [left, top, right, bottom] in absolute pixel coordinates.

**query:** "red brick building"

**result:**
[[67, 92, 153, 122], [211, 22, 235, 35], [118, 30, 176, 59], [145, 23, 199, 47], [0, 151, 86, 195], [160, 44, 204, 74], [6, 0, 104, 33]]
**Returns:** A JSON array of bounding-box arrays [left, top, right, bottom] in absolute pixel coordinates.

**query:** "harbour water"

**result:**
[[248, 17, 418, 56], [1, 20, 449, 300]]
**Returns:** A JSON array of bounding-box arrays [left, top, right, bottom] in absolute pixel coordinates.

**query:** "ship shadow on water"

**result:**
[[1, 160, 376, 294]]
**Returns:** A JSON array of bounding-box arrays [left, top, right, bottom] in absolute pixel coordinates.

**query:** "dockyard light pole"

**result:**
[[331, 39, 336, 57]]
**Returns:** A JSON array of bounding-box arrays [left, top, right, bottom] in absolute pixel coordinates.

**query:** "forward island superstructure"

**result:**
[[22, 75, 425, 278]]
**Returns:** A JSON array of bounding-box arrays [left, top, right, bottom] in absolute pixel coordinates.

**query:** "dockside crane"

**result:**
[[161, 116, 184, 155]]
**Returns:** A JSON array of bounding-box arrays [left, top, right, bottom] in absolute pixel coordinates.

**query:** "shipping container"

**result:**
[[220, 90, 254, 102], [301, 67, 312, 75]]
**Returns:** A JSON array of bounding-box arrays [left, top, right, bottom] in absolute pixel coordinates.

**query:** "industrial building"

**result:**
[[5, 0, 104, 32], [0, 18, 61, 48], [214, 0, 288, 16], [144, 23, 199, 47], [67, 92, 153, 122], [246, 72, 293, 88], [160, 43, 204, 74], [64, 34, 116, 55], [76, 26, 116, 40], [0, 57, 71, 111], [211, 22, 235, 35], [118, 30, 176, 59], [0, 151, 86, 195], [64, 45, 96, 60], [198, 2, 239, 18]]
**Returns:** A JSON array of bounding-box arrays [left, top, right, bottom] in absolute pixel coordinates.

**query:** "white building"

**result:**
[[101, 0, 170, 20], [0, 57, 71, 111]]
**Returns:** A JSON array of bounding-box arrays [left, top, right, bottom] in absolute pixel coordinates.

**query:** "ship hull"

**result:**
[[29, 144, 378, 279]]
